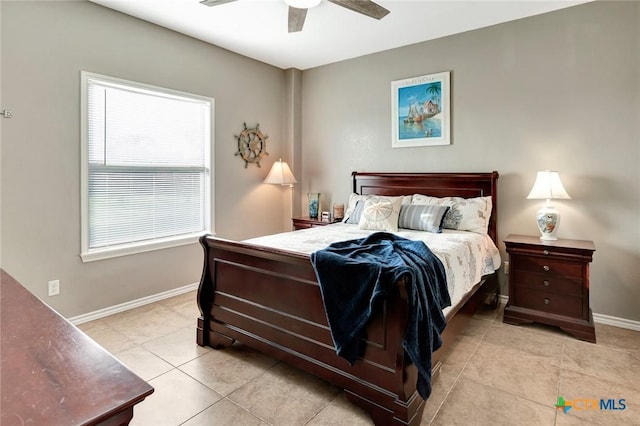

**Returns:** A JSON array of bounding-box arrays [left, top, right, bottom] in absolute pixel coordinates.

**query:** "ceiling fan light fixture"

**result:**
[[285, 0, 321, 9]]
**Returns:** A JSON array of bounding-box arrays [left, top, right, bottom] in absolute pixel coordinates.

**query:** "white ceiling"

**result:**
[[90, 0, 589, 70]]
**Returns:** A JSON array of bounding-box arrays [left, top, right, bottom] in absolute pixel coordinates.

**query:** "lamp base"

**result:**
[[536, 204, 560, 241]]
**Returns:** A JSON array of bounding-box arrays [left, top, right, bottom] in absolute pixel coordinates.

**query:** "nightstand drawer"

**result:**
[[512, 255, 582, 278], [512, 270, 583, 297], [514, 287, 583, 318]]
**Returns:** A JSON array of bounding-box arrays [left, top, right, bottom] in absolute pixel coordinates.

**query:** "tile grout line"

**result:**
[[428, 307, 497, 423], [301, 390, 349, 426], [553, 337, 567, 426], [176, 400, 219, 426]]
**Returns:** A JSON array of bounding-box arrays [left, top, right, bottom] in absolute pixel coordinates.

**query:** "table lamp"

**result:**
[[526, 170, 571, 241]]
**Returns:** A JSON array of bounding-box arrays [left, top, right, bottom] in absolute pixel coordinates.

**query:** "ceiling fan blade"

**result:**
[[327, 0, 390, 20], [200, 0, 238, 7], [288, 6, 308, 33]]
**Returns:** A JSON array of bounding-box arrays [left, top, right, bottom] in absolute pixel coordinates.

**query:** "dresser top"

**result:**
[[1, 269, 154, 425], [504, 234, 596, 252]]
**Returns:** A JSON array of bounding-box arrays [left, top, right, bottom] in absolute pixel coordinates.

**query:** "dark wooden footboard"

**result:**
[[197, 236, 424, 424], [197, 171, 500, 425], [197, 235, 498, 425]]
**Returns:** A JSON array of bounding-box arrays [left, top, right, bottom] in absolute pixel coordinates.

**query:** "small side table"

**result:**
[[292, 216, 339, 230], [503, 234, 596, 343]]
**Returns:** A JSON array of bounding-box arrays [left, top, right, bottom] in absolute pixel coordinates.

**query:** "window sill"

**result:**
[[80, 232, 212, 263]]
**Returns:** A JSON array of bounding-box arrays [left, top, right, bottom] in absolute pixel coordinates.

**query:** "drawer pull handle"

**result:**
[[543, 265, 550, 272], [544, 298, 550, 305], [543, 250, 549, 255], [543, 280, 550, 287]]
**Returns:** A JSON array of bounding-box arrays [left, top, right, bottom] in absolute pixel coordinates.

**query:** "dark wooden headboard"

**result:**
[[352, 171, 500, 243]]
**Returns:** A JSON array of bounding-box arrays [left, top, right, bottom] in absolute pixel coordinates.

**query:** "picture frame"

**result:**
[[391, 71, 450, 148]]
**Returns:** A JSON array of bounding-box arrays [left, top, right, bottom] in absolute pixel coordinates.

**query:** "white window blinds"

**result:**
[[81, 72, 212, 261]]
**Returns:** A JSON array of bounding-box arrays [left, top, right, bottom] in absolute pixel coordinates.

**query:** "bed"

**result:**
[[197, 171, 500, 425]]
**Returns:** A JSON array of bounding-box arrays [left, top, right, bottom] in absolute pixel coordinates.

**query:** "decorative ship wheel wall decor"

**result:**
[[234, 123, 269, 168]]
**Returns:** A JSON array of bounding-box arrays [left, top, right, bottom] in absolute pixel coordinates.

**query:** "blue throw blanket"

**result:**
[[310, 232, 450, 399]]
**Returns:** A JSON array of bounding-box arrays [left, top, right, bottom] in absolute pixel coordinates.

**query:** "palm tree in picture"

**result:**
[[426, 83, 441, 104]]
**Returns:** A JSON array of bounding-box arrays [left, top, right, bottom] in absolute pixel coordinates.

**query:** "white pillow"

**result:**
[[411, 194, 492, 234], [358, 196, 403, 232]]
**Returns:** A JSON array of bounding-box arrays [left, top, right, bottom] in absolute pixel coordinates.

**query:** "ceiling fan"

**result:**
[[200, 0, 390, 33]]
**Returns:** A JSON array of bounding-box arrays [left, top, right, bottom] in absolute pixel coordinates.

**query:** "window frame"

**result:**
[[80, 71, 214, 262]]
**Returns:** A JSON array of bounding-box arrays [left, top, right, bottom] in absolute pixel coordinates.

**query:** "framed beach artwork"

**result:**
[[391, 71, 450, 148]]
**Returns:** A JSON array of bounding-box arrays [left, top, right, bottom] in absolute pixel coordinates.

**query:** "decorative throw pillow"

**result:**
[[398, 204, 450, 233], [411, 194, 492, 234], [342, 193, 368, 223], [344, 200, 365, 224], [358, 196, 403, 232]]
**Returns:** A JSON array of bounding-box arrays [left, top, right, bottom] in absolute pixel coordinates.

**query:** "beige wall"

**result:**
[[2, 1, 639, 323], [300, 1, 640, 321], [0, 1, 289, 316]]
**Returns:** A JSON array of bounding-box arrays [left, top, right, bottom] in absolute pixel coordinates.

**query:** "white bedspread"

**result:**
[[244, 223, 501, 315]]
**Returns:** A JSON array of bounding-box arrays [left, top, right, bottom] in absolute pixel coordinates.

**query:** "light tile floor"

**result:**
[[78, 292, 640, 425]]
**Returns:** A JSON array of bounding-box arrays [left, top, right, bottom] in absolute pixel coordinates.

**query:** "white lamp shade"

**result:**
[[285, 0, 321, 8], [263, 159, 298, 186], [526, 170, 571, 200]]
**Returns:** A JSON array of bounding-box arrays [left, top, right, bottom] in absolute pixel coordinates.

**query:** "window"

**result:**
[[81, 72, 213, 262]]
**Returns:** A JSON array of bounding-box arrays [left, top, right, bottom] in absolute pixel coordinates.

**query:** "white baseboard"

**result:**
[[592, 312, 640, 331], [499, 295, 640, 331], [69, 282, 199, 325]]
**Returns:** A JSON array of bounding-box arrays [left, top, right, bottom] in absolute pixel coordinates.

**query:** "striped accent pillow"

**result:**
[[344, 200, 365, 224], [398, 204, 450, 233]]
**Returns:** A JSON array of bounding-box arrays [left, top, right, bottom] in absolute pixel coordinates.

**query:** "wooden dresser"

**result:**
[[1, 269, 154, 425], [503, 234, 596, 343]]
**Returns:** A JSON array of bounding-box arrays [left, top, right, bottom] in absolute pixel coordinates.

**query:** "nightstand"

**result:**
[[292, 216, 339, 230], [503, 234, 596, 343]]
